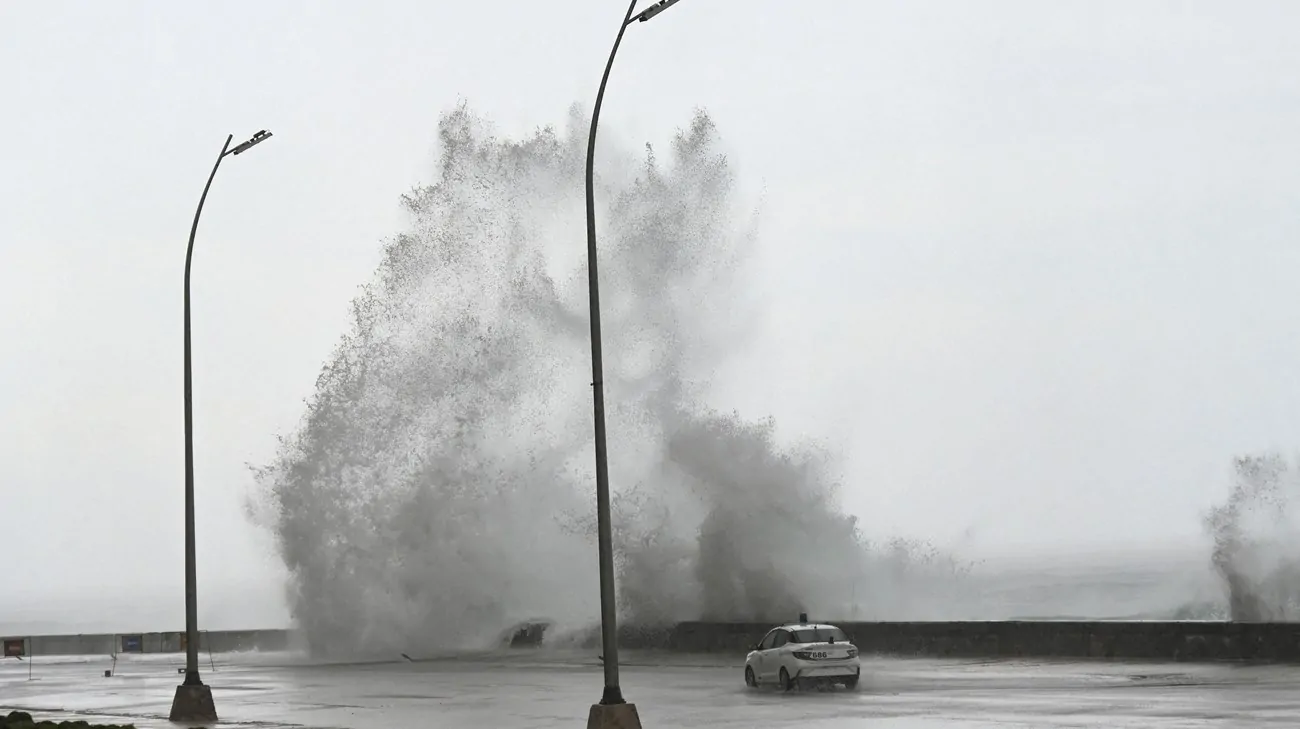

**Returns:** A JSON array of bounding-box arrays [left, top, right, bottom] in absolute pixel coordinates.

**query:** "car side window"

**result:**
[[772, 630, 789, 648], [759, 631, 777, 650]]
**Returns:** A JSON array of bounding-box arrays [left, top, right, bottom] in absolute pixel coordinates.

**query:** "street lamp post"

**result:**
[[170, 129, 273, 724], [583, 1, 683, 726]]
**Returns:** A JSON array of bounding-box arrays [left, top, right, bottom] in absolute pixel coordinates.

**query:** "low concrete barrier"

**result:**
[[656, 621, 1300, 662], [28, 634, 117, 656], [12, 621, 1300, 662], [204, 629, 293, 653], [1, 630, 294, 657]]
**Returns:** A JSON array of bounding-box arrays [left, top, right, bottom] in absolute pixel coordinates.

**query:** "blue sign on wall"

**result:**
[[120, 634, 143, 653]]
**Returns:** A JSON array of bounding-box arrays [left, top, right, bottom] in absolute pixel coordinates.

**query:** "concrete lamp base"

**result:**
[[169, 683, 218, 723], [586, 702, 642, 729]]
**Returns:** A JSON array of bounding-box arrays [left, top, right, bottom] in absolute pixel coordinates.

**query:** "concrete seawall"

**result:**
[[10, 622, 1300, 662], [1, 629, 294, 657], [650, 621, 1300, 661]]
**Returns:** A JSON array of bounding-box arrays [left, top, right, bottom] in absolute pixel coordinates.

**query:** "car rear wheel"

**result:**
[[745, 666, 757, 688], [843, 674, 859, 690], [779, 667, 795, 691]]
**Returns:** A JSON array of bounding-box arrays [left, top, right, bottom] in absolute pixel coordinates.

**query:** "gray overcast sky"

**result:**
[[2, 1, 1299, 625]]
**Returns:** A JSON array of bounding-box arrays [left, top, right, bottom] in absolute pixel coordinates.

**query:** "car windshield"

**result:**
[[789, 627, 849, 644]]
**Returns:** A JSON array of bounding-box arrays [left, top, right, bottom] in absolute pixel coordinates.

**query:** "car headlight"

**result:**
[[847, 647, 858, 658]]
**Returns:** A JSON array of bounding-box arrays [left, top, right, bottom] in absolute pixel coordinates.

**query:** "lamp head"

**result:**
[[633, 0, 683, 23], [231, 130, 273, 156]]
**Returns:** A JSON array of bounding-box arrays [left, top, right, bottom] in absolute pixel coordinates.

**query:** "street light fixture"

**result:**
[[169, 129, 273, 724], [632, 0, 682, 23], [231, 130, 273, 156], [583, 1, 684, 726]]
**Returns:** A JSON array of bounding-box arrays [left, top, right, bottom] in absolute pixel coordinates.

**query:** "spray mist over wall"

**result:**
[[248, 103, 965, 656], [1204, 453, 1300, 620]]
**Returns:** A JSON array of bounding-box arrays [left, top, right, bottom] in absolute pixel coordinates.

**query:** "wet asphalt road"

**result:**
[[3, 649, 1298, 728]]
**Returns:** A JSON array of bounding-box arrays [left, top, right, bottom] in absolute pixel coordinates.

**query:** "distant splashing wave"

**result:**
[[246, 103, 916, 656], [1203, 453, 1300, 620]]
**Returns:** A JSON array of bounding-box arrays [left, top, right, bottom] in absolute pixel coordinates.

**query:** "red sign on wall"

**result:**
[[3, 638, 24, 657]]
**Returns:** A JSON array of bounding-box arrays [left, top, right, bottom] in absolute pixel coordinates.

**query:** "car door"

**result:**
[[769, 629, 791, 680], [755, 630, 778, 682]]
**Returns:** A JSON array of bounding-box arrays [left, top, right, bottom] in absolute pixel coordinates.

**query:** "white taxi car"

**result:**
[[744, 621, 860, 690]]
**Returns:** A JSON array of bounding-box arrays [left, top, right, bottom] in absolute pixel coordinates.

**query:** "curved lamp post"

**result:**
[[584, 1, 684, 723], [170, 129, 273, 724]]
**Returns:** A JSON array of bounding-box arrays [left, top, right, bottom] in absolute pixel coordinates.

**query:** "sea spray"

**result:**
[[1203, 452, 1300, 620], [248, 103, 965, 656]]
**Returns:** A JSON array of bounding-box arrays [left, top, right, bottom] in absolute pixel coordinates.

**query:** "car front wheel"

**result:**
[[745, 666, 757, 688]]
